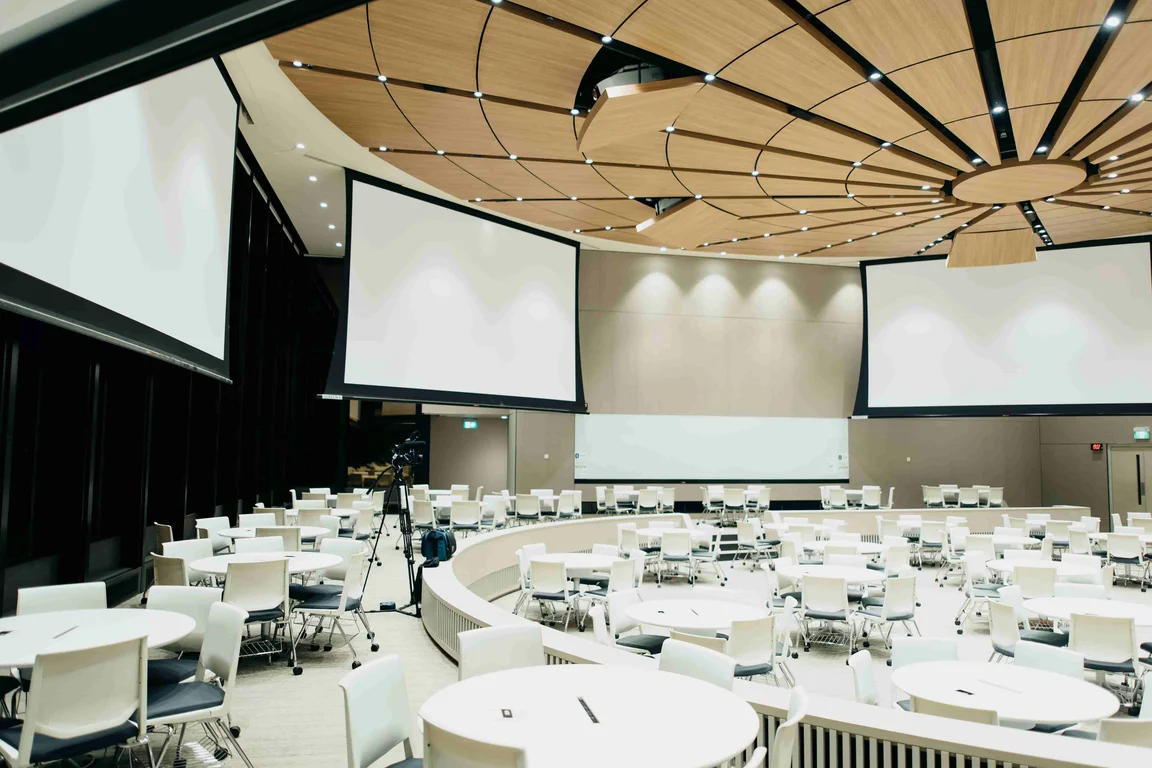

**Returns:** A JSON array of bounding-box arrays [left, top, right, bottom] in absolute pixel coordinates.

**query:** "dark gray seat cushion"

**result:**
[[295, 594, 361, 612], [735, 663, 772, 678], [896, 699, 911, 711], [0, 678, 19, 697], [803, 609, 847, 621], [661, 555, 690, 561], [244, 608, 284, 623], [856, 606, 913, 621], [617, 634, 668, 654], [387, 759, 422, 768], [1062, 730, 1096, 740], [531, 591, 568, 601], [1084, 658, 1135, 673], [0, 722, 137, 762], [1020, 629, 1069, 647], [147, 681, 225, 720], [147, 658, 200, 686], [290, 583, 341, 601]]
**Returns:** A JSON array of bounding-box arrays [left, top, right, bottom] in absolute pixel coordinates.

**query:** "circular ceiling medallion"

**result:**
[[951, 159, 1087, 204]]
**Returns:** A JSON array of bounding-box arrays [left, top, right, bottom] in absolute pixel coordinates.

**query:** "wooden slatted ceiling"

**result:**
[[383, 153, 507, 199], [888, 51, 987, 125], [586, 229, 656, 245], [284, 68, 430, 150], [388, 88, 505, 155], [947, 229, 1036, 268], [513, 0, 643, 34], [965, 205, 1029, 233], [757, 153, 855, 180], [1050, 100, 1126, 156], [674, 172, 765, 197], [710, 198, 809, 217], [615, 0, 792, 75], [1134, 0, 1152, 21], [813, 84, 925, 142], [763, 197, 867, 212], [863, 147, 955, 179], [479, 201, 588, 232], [722, 27, 862, 109], [816, 0, 971, 72], [583, 199, 657, 220], [1083, 22, 1152, 99], [987, 0, 1111, 40], [477, 9, 600, 108], [449, 157, 561, 199], [1097, 135, 1152, 164], [1078, 105, 1152, 160], [530, 200, 636, 227], [517, 161, 622, 197], [481, 102, 583, 160], [265, 7, 377, 75], [767, 119, 878, 162], [748, 177, 852, 196], [674, 84, 792, 145], [579, 78, 704, 153], [816, 208, 979, 258], [897, 130, 973, 172], [592, 166, 690, 197], [1010, 104, 1058, 160], [1034, 201, 1152, 241], [946, 115, 1001, 167], [639, 200, 739, 248], [367, 0, 488, 92], [997, 28, 1098, 108], [583, 133, 671, 167], [667, 134, 761, 172]]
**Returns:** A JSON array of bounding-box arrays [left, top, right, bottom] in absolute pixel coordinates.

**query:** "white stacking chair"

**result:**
[[722, 488, 745, 523], [238, 512, 276, 528], [301, 492, 327, 502], [529, 488, 553, 515], [1045, 519, 1073, 555], [957, 487, 980, 508], [512, 543, 545, 616], [918, 521, 947, 566], [450, 484, 470, 503], [291, 552, 370, 672], [854, 575, 919, 655], [734, 521, 773, 566], [222, 558, 291, 666], [308, 488, 332, 496], [343, 509, 376, 545], [295, 499, 327, 510], [449, 500, 481, 538], [234, 536, 283, 554], [768, 688, 808, 768], [557, 490, 578, 519], [1014, 564, 1056, 598], [457, 625, 545, 681], [1070, 613, 1141, 686], [256, 526, 302, 552], [145, 586, 223, 685], [799, 575, 853, 656], [196, 517, 232, 553], [657, 530, 693, 585], [956, 552, 1000, 633], [922, 486, 945, 507], [827, 487, 848, 510], [412, 500, 436, 532], [657, 487, 676, 512], [1079, 515, 1101, 533], [848, 650, 879, 705], [336, 492, 363, 508], [606, 589, 668, 655], [690, 525, 727, 585], [16, 582, 107, 615], [861, 486, 882, 509], [163, 539, 215, 586], [1108, 532, 1145, 587], [588, 604, 646, 655], [1068, 528, 1091, 556], [727, 614, 792, 687], [636, 488, 659, 515], [338, 655, 418, 768], [658, 638, 736, 690], [145, 602, 252, 767], [528, 560, 575, 629], [819, 486, 831, 509], [515, 493, 541, 525], [423, 721, 527, 767]]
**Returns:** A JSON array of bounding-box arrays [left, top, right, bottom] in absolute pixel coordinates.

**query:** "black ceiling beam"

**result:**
[[1019, 201, 1054, 248], [963, 0, 1017, 161]]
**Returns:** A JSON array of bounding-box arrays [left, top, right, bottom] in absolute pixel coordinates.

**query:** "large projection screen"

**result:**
[[861, 242, 1152, 415], [575, 414, 850, 482], [0, 58, 237, 379], [328, 173, 583, 411]]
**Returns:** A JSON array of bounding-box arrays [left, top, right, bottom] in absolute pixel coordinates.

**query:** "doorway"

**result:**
[[1109, 446, 1152, 520]]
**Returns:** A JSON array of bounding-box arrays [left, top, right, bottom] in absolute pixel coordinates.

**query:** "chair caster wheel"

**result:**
[[214, 748, 230, 761], [352, 661, 361, 669], [1130, 706, 1141, 716], [954, 619, 961, 626], [939, 584, 943, 588], [310, 644, 319, 652], [792, 652, 799, 659], [578, 624, 585, 632], [371, 643, 380, 652], [324, 645, 333, 652], [956, 629, 963, 635], [863, 641, 870, 648], [886, 659, 892, 667], [293, 666, 303, 675], [804, 645, 811, 652], [230, 726, 241, 738]]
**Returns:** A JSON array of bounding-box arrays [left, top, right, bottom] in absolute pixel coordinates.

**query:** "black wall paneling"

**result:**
[[0, 135, 343, 612]]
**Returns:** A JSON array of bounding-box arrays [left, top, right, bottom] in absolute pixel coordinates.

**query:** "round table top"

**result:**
[[1024, 597, 1152, 625], [890, 660, 1119, 726], [1089, 532, 1152, 543], [804, 541, 885, 555], [992, 534, 1038, 547], [633, 527, 713, 539], [217, 525, 328, 539], [531, 553, 621, 571], [626, 598, 767, 633], [191, 551, 342, 576], [419, 664, 757, 768], [0, 609, 195, 668], [986, 560, 1097, 579], [775, 564, 887, 584]]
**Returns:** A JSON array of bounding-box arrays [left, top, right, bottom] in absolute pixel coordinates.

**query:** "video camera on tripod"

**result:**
[[362, 431, 427, 618]]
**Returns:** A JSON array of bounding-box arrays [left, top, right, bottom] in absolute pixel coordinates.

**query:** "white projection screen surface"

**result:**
[[337, 175, 581, 410], [0, 58, 237, 378], [575, 415, 850, 482], [864, 243, 1152, 413]]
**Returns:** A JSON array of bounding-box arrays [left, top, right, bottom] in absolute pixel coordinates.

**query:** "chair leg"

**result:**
[[334, 616, 359, 666], [214, 720, 256, 768]]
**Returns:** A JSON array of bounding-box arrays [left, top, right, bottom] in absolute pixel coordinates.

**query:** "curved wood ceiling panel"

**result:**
[[1083, 21, 1152, 100], [579, 77, 704, 153], [388, 89, 505, 155], [615, 0, 792, 74], [592, 166, 690, 197], [284, 68, 430, 150], [966, 205, 1029, 232], [481, 102, 582, 160], [1009, 104, 1058, 161], [757, 153, 852, 180], [674, 84, 792, 145], [988, 0, 1110, 40], [816, 0, 970, 72], [1077, 104, 1152, 160], [517, 161, 621, 197], [477, 9, 600, 108], [666, 134, 760, 172], [1050, 100, 1125, 156], [480, 201, 589, 232], [383, 154, 508, 199], [722, 27, 862, 109], [367, 0, 488, 92], [449, 157, 561, 199], [812, 84, 924, 142], [946, 114, 1001, 167], [863, 147, 955, 179], [888, 51, 987, 125], [896, 130, 973, 171], [265, 7, 377, 75], [674, 171, 764, 197], [582, 133, 671, 166], [513, 0, 644, 34], [997, 28, 1097, 109], [767, 120, 877, 161]]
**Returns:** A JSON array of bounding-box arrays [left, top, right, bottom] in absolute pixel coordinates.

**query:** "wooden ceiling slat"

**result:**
[[530, 200, 635, 227], [896, 130, 974, 171], [947, 228, 1036, 267], [752, 178, 851, 195], [987, 0, 1111, 41], [388, 88, 506, 155], [965, 205, 1030, 232], [888, 51, 987, 125], [285, 68, 430, 150], [478, 201, 588, 232], [478, 10, 600, 108], [587, 230, 657, 245], [513, 0, 644, 34], [1133, 0, 1152, 21], [639, 199, 739, 248], [265, 7, 378, 75], [997, 28, 1097, 108], [862, 147, 956, 179], [616, 0, 792, 74], [674, 172, 765, 196], [1083, 21, 1152, 99], [592, 166, 691, 197], [813, 84, 924, 142], [674, 84, 793, 145], [760, 197, 865, 213], [756, 153, 852, 179], [1049, 100, 1126, 156], [710, 198, 802, 216], [582, 199, 658, 221], [1034, 200, 1152, 241], [518, 161, 622, 197], [946, 114, 1001, 167], [367, 0, 488, 91], [1078, 104, 1152, 160], [382, 153, 507, 199], [768, 119, 878, 161], [582, 132, 671, 167], [578, 77, 704, 153], [482, 102, 583, 160], [722, 27, 862, 109], [817, 0, 970, 72], [449, 157, 562, 199], [1009, 104, 1058, 160], [667, 134, 761, 172]]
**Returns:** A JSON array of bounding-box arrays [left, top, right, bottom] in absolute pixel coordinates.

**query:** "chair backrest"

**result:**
[[339, 655, 415, 768], [607, 588, 645, 636], [827, 487, 848, 507], [196, 601, 247, 713], [727, 615, 776, 667], [965, 534, 995, 561], [152, 553, 189, 587], [457, 625, 545, 681], [588, 604, 613, 648], [516, 494, 540, 515], [1078, 515, 1100, 532], [1045, 519, 1072, 540], [723, 487, 745, 508], [317, 536, 370, 583], [423, 720, 527, 768], [1109, 532, 1143, 559], [802, 575, 848, 615], [1070, 613, 1137, 664], [21, 631, 147, 762], [848, 650, 878, 706], [988, 487, 1003, 505], [619, 527, 640, 552], [235, 536, 284, 554], [920, 521, 947, 545], [297, 507, 327, 528], [451, 484, 469, 499], [861, 487, 881, 507], [910, 696, 998, 725], [891, 637, 959, 668], [670, 629, 727, 654], [884, 543, 912, 573], [450, 500, 481, 526], [238, 512, 276, 528], [336, 492, 363, 508], [301, 492, 327, 501], [17, 582, 107, 615], [1098, 718, 1152, 748], [294, 499, 327, 510], [557, 491, 576, 515], [153, 523, 174, 548], [147, 585, 223, 654], [637, 488, 659, 510], [958, 487, 979, 506], [1013, 564, 1056, 598], [195, 516, 232, 551], [987, 600, 1020, 653], [880, 576, 917, 619], [826, 554, 867, 568], [529, 559, 568, 597], [771, 688, 809, 768], [1068, 528, 1091, 555], [879, 519, 903, 540], [1014, 640, 1084, 678], [924, 485, 944, 505], [413, 500, 436, 526], [163, 538, 214, 571], [660, 530, 692, 558], [222, 558, 288, 613], [658, 638, 736, 690]]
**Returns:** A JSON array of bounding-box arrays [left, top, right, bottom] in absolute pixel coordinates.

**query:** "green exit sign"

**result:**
[[463, 419, 478, 430], [1136, 427, 1151, 441]]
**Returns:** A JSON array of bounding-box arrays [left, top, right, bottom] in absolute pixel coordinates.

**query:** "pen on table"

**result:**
[[690, 608, 699, 616], [53, 626, 77, 639]]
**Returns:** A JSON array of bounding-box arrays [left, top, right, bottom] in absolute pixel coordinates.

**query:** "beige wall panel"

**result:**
[[430, 416, 508, 497], [1039, 416, 1152, 520], [514, 411, 576, 493]]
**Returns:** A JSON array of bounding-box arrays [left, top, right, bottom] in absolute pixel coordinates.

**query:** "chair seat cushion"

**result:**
[[1031, 722, 1075, 734], [661, 555, 690, 562], [0, 722, 138, 762], [857, 607, 914, 621], [244, 607, 284, 623], [1084, 658, 1135, 673], [1061, 730, 1096, 740], [147, 658, 200, 686], [1110, 556, 1140, 564], [1020, 629, 1069, 647], [735, 663, 772, 678], [289, 583, 341, 601], [616, 634, 668, 655], [386, 759, 423, 768], [803, 609, 847, 621], [993, 643, 1015, 658], [295, 594, 361, 612], [1141, 641, 1152, 654], [452, 524, 479, 530], [531, 591, 568, 601], [578, 577, 609, 589], [896, 699, 911, 711], [147, 681, 226, 721]]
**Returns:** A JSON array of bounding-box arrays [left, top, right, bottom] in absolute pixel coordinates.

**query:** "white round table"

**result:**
[[625, 598, 766, 634], [633, 527, 713, 541], [217, 525, 328, 540], [804, 541, 884, 556], [0, 609, 195, 668], [419, 664, 758, 768], [992, 534, 1039, 549], [987, 560, 1098, 580], [532, 553, 621, 570], [891, 660, 1119, 726], [1024, 597, 1152, 626], [191, 551, 342, 576], [775, 564, 887, 585]]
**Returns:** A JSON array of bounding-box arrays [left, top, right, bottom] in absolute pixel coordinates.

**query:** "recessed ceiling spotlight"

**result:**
[[704, 242, 710, 246], [933, 214, 941, 219], [571, 196, 578, 201], [1109, 155, 1120, 161], [869, 72, 882, 80], [328, 224, 335, 229], [847, 238, 853, 242], [1045, 196, 1055, 202], [1131, 93, 1145, 102], [665, 126, 676, 132], [801, 226, 808, 231], [721, 251, 727, 255], [1039, 229, 1046, 234], [1105, 14, 1122, 27], [732, 238, 738, 242], [1108, 173, 1118, 178], [751, 170, 760, 176], [292, 61, 302, 67], [1036, 146, 1048, 153], [601, 35, 612, 43], [336, 241, 342, 247], [628, 195, 635, 199], [295, 143, 305, 150], [894, 211, 904, 216], [826, 244, 832, 248], [436, 149, 445, 155], [931, 198, 941, 203], [474, 198, 482, 202], [992, 204, 1002, 210], [1034, 223, 1042, 228], [660, 246, 667, 251], [763, 233, 771, 237], [605, 226, 612, 230], [847, 193, 855, 198], [308, 175, 317, 182], [575, 229, 582, 233], [585, 158, 594, 164], [961, 222, 969, 227], [852, 161, 863, 167], [799, 209, 807, 214], [473, 91, 484, 99], [921, 185, 931, 190], [881, 141, 892, 147], [871, 232, 878, 236], [1122, 188, 1131, 193], [516, 196, 523, 201], [1103, 205, 1111, 210], [779, 255, 785, 259], [377, 75, 387, 82], [320, 202, 328, 208], [991, 105, 1005, 114], [570, 108, 580, 115], [694, 194, 703, 199], [704, 74, 716, 82]]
